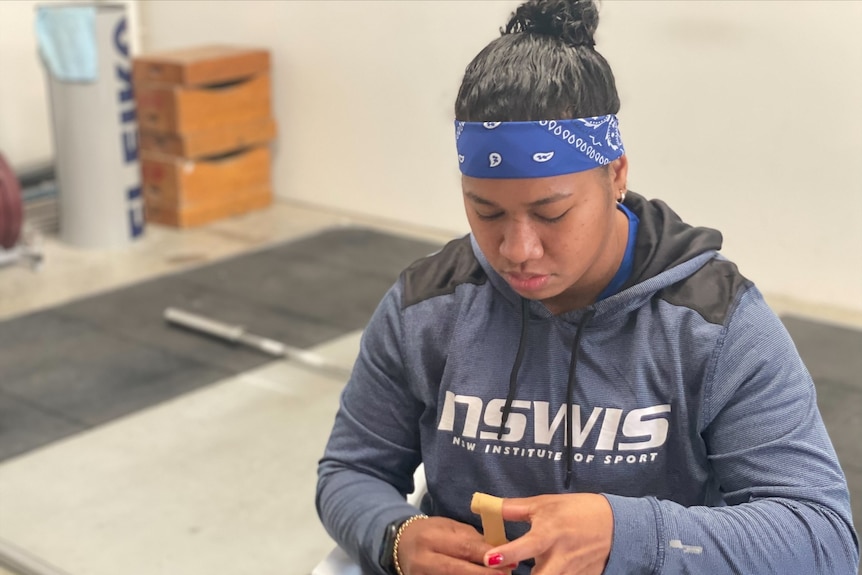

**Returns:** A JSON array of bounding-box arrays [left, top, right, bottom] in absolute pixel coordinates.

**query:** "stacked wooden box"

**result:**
[[132, 45, 276, 227]]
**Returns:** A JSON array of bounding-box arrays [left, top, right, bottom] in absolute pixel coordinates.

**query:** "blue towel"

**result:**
[[36, 4, 98, 82]]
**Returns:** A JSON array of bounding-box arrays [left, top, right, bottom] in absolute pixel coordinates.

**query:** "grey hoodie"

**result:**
[[316, 192, 859, 574]]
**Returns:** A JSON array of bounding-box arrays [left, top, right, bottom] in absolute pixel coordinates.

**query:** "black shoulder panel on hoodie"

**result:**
[[659, 258, 752, 326], [401, 236, 486, 309], [621, 192, 724, 291]]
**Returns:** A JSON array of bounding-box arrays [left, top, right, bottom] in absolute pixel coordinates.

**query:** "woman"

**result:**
[[316, 1, 859, 573]]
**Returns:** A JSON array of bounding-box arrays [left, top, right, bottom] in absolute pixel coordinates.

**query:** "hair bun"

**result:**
[[504, 0, 599, 48]]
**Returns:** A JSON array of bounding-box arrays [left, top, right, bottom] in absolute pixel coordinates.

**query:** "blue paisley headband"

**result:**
[[455, 115, 625, 179]]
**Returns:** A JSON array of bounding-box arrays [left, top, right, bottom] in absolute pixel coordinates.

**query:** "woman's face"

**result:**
[[462, 157, 628, 313]]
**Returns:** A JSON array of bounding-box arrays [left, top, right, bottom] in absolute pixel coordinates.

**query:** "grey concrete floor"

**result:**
[[0, 201, 453, 575]]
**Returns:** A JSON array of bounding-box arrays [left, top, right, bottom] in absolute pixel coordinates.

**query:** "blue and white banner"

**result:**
[[455, 115, 625, 179]]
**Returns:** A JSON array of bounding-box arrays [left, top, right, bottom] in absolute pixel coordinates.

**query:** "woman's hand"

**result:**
[[482, 493, 614, 575], [397, 516, 510, 575]]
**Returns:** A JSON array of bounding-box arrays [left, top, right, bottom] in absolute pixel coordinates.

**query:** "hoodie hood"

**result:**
[[471, 191, 724, 319], [622, 192, 723, 290]]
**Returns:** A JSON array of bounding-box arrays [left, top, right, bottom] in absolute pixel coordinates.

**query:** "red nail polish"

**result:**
[[487, 553, 504, 566], [508, 563, 518, 569]]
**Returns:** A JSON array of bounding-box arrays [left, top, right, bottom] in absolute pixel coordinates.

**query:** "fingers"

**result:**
[[481, 497, 540, 568], [400, 517, 499, 574], [483, 532, 550, 570], [440, 519, 494, 561], [484, 494, 613, 574], [499, 496, 535, 522], [410, 553, 512, 575]]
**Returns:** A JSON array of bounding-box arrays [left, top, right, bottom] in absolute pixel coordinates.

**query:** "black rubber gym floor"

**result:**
[[0, 227, 858, 526], [0, 227, 441, 462]]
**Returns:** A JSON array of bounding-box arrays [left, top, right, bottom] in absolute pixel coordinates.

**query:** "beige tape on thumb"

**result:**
[[470, 492, 508, 546]]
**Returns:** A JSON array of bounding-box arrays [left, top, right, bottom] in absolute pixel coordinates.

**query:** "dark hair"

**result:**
[[455, 0, 620, 122]]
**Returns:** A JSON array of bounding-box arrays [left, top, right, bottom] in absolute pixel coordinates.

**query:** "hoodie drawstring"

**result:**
[[498, 298, 529, 440], [497, 300, 597, 490], [565, 309, 595, 489]]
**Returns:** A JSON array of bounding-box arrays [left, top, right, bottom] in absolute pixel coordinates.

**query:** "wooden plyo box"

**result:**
[[133, 45, 276, 227], [132, 45, 270, 88], [141, 145, 271, 207], [138, 117, 277, 159], [146, 186, 273, 228], [136, 73, 272, 134]]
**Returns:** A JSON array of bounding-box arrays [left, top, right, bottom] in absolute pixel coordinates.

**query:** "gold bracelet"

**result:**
[[392, 514, 429, 575]]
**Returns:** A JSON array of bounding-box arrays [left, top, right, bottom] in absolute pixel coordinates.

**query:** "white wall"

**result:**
[[1, 0, 854, 311], [0, 0, 142, 169], [138, 0, 862, 312], [138, 0, 503, 241], [599, 0, 862, 313], [0, 0, 54, 168]]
